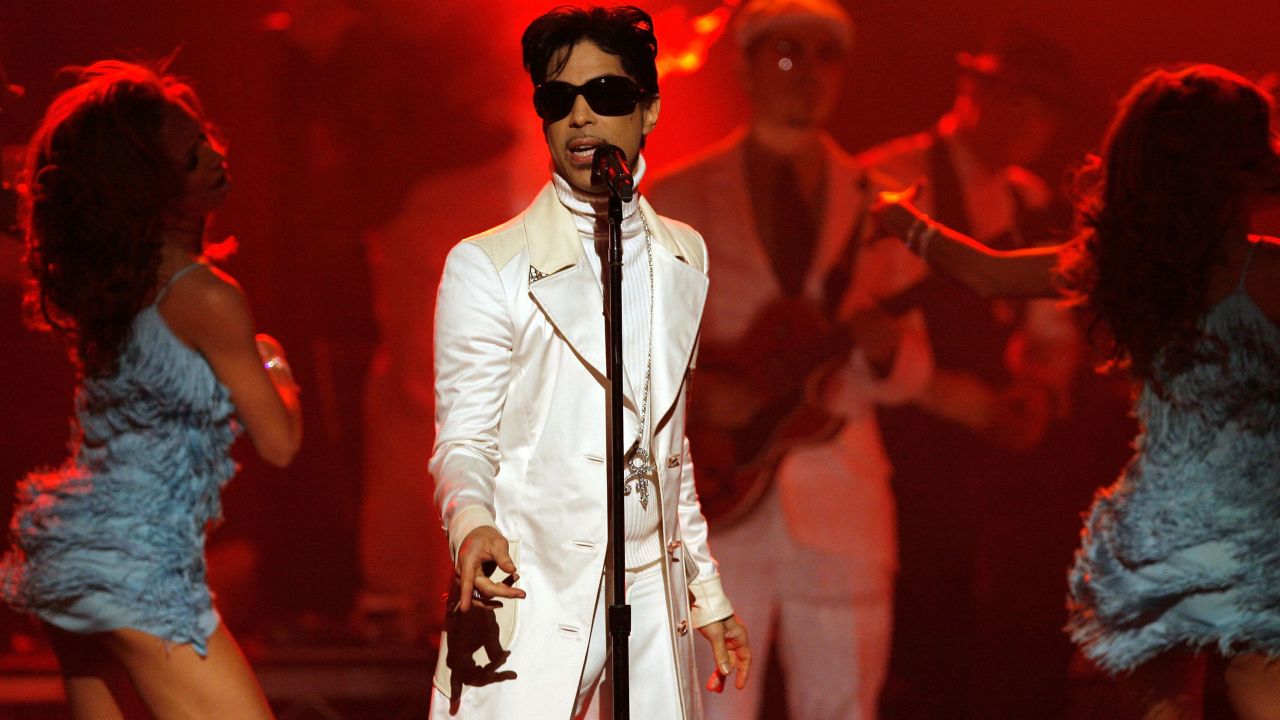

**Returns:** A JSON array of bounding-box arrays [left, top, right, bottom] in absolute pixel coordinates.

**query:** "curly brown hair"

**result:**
[[22, 59, 210, 378], [1059, 64, 1278, 383]]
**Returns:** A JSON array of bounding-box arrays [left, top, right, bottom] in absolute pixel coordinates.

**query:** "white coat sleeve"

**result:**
[[671, 234, 735, 628], [429, 242, 514, 561], [680, 433, 736, 628]]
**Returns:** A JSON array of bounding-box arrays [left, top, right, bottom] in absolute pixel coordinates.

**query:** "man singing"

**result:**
[[427, 6, 750, 718]]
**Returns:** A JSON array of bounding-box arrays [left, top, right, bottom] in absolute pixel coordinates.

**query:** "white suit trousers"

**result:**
[[699, 494, 894, 720], [574, 562, 684, 719]]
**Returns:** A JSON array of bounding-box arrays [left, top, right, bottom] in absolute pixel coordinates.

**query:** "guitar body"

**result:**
[[686, 171, 909, 527], [688, 390, 848, 527], [688, 297, 853, 527]]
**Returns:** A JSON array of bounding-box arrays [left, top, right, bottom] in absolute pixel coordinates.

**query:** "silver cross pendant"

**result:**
[[624, 445, 655, 510]]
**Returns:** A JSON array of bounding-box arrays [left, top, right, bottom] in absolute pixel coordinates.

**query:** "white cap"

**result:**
[[733, 0, 855, 52]]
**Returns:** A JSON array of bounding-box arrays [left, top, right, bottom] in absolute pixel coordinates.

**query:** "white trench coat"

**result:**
[[429, 183, 732, 719]]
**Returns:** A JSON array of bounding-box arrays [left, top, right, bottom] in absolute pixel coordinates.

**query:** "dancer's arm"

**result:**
[[163, 264, 303, 467], [873, 188, 1064, 299]]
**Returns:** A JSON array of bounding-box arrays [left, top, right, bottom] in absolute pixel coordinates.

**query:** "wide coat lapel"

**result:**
[[639, 196, 709, 426], [805, 138, 870, 298], [522, 182, 708, 424]]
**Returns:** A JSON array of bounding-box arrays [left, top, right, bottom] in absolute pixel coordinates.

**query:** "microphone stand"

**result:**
[[596, 146, 633, 720]]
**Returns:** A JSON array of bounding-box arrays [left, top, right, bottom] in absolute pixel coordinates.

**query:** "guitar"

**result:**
[[687, 278, 926, 527], [686, 171, 925, 527]]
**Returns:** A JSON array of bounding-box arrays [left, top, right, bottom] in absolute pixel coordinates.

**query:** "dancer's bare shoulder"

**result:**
[[157, 263, 252, 351]]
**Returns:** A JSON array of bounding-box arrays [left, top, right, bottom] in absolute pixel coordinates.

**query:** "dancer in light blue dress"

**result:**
[[874, 64, 1280, 719], [1067, 255, 1280, 676], [0, 60, 302, 719]]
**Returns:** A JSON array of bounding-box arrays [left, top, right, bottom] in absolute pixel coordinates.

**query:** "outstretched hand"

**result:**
[[699, 614, 751, 692], [870, 180, 927, 239], [455, 526, 525, 613]]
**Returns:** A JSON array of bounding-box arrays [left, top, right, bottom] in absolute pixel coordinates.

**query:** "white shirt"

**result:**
[[551, 157, 663, 568]]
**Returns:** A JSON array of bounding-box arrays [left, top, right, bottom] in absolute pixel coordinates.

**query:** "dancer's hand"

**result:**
[[254, 333, 299, 394], [456, 526, 525, 613], [253, 332, 286, 362], [870, 181, 927, 239], [699, 614, 751, 692]]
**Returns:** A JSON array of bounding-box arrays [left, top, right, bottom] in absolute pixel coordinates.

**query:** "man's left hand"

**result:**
[[698, 614, 751, 692]]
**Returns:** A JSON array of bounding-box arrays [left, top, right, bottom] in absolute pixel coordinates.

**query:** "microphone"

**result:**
[[592, 144, 634, 202]]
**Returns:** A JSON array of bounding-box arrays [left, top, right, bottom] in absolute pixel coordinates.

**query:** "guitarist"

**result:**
[[649, 2, 932, 718], [855, 29, 1088, 720]]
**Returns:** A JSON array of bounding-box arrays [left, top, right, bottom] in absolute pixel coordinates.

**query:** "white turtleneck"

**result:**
[[550, 155, 663, 569]]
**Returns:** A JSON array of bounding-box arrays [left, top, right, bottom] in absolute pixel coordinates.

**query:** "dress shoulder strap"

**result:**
[[154, 259, 207, 305], [1237, 236, 1262, 291]]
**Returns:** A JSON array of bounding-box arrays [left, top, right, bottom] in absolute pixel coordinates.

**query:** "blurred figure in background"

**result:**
[[856, 28, 1089, 719], [255, 0, 375, 631], [353, 4, 545, 644], [650, 1, 931, 718], [256, 0, 443, 634], [0, 67, 72, 569], [0, 59, 301, 719], [259, 0, 535, 642], [0, 67, 75, 654]]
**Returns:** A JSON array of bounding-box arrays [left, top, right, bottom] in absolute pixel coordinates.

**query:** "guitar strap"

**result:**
[[819, 170, 873, 319]]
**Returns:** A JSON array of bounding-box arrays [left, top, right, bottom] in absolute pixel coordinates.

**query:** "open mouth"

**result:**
[[567, 137, 604, 164], [212, 174, 230, 190]]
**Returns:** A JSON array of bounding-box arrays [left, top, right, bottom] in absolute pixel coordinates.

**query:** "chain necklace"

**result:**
[[622, 210, 656, 510]]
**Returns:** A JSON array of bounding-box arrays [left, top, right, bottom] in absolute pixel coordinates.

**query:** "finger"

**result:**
[[874, 189, 901, 208], [491, 540, 517, 575], [705, 669, 725, 693], [734, 646, 752, 690], [710, 634, 732, 677], [725, 620, 751, 689], [458, 559, 477, 613], [473, 575, 526, 601]]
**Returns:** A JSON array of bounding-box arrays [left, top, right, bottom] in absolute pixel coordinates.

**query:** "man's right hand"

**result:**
[[456, 526, 526, 613]]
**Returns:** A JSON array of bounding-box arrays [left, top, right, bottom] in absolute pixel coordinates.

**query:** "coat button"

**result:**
[[676, 620, 689, 636], [667, 539, 682, 561], [666, 454, 681, 468]]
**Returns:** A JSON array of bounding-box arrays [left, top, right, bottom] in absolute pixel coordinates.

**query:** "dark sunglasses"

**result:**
[[533, 75, 647, 121]]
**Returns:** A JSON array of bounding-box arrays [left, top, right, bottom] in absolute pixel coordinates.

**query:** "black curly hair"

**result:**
[[1059, 64, 1278, 383], [22, 59, 212, 378], [521, 5, 659, 98]]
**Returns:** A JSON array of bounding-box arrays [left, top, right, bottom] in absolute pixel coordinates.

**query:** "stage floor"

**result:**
[[0, 638, 436, 719]]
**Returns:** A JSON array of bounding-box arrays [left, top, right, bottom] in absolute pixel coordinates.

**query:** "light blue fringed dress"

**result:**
[[1068, 240, 1280, 673], [0, 262, 240, 656]]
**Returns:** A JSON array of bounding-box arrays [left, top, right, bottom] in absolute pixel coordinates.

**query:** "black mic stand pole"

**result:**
[[597, 147, 632, 720]]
